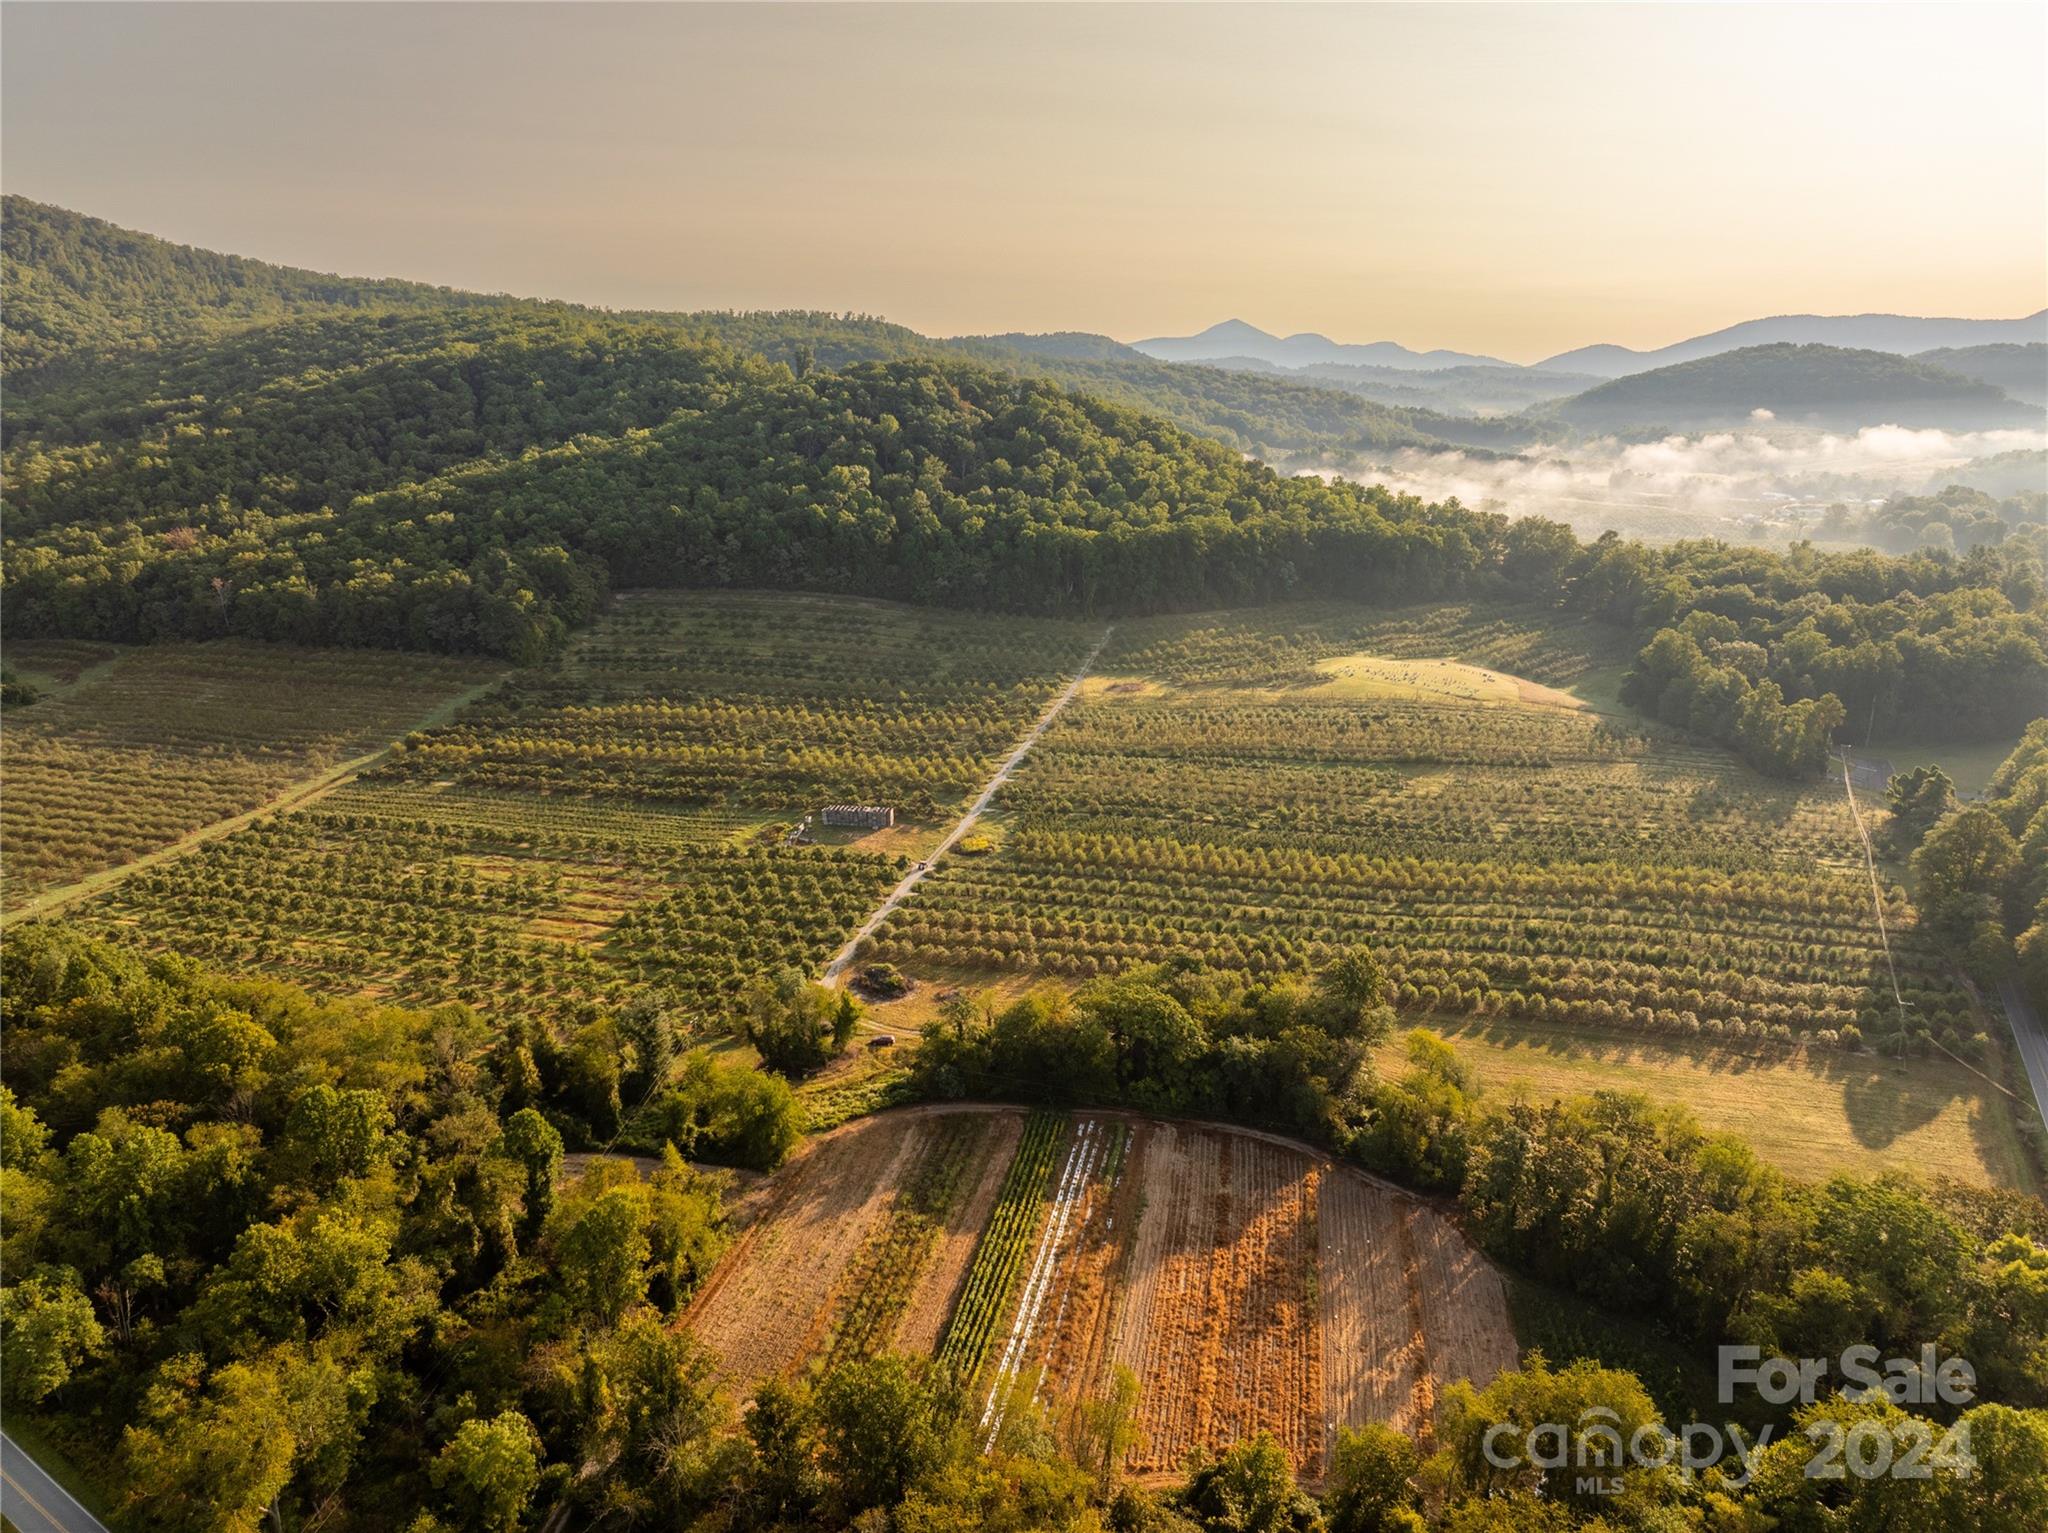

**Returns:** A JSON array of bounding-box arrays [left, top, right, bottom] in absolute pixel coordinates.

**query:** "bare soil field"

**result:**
[[685, 1105, 1516, 1479], [685, 1113, 930, 1390]]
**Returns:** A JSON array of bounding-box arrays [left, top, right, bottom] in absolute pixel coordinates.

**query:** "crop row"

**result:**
[[84, 810, 895, 1025], [979, 1117, 1109, 1441], [354, 593, 1101, 819], [820, 1115, 991, 1373], [1004, 756, 1862, 874], [1102, 599, 1630, 687], [1, 639, 494, 905], [936, 1111, 1066, 1382], [324, 782, 760, 846]]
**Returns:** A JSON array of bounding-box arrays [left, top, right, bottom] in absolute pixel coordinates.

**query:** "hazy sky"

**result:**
[[5, 2, 2043, 362]]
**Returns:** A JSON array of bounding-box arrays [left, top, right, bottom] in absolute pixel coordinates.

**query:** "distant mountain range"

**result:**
[[1535, 312, 2048, 378], [1131, 319, 1509, 372], [1131, 313, 2048, 382], [1539, 342, 2043, 433]]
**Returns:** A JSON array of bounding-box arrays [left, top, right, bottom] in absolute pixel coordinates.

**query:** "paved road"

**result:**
[[1, 1430, 108, 1533], [822, 626, 1113, 985], [1998, 980, 2048, 1131]]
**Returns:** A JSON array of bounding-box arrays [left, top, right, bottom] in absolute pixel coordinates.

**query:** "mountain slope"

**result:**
[[1539, 343, 2042, 432], [1912, 343, 2048, 406], [1131, 318, 1508, 371], [1538, 311, 2048, 377], [1, 195, 521, 378]]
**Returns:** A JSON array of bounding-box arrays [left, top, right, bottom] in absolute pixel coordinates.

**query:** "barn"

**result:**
[[821, 803, 895, 829]]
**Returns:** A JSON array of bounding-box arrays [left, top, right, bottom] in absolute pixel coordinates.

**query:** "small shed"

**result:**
[[822, 804, 895, 830]]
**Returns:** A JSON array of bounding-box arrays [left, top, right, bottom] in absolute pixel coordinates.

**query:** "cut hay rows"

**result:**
[[1111, 1126, 1328, 1475], [1319, 1173, 1431, 1441], [1032, 1122, 1135, 1414]]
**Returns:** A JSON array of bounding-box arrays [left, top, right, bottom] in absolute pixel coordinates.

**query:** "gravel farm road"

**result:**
[[821, 626, 1112, 986]]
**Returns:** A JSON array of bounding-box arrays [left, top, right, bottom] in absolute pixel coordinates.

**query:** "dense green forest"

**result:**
[[1, 197, 521, 379], [7, 927, 2044, 1532], [1542, 342, 2043, 431], [1889, 723, 2048, 1006], [1817, 485, 2047, 556], [4, 197, 2045, 773]]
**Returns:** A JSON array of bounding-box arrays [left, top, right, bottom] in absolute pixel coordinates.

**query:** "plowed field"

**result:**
[[685, 1105, 1516, 1478]]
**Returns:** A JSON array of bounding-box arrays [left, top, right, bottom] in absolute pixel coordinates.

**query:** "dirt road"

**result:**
[[821, 626, 1111, 985]]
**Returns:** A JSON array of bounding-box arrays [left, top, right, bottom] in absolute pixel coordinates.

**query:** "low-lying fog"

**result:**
[[1323, 423, 2047, 546]]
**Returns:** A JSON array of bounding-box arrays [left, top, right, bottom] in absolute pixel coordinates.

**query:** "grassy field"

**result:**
[[1, 639, 499, 909], [1380, 1016, 2033, 1190], [68, 593, 1100, 1030], [1851, 733, 2030, 797]]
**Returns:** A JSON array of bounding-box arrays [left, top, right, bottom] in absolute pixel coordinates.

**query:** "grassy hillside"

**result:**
[[1542, 341, 2041, 431]]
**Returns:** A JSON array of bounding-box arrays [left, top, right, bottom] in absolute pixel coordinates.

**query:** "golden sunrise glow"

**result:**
[[4, 1, 2042, 361]]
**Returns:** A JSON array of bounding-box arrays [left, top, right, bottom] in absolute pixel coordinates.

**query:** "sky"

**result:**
[[4, 2, 2044, 363]]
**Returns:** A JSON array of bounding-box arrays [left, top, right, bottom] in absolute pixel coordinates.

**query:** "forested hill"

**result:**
[[1542, 342, 2043, 431], [1913, 343, 2048, 406], [3, 201, 2045, 777], [4, 199, 1506, 461], [656, 312, 1513, 457], [1, 195, 523, 378]]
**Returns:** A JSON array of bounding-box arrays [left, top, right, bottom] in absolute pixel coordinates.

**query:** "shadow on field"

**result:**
[[1432, 1015, 1978, 1159]]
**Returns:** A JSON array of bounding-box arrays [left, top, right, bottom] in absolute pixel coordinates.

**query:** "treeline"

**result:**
[[1892, 724, 2048, 1017], [1610, 538, 2046, 773], [912, 952, 2048, 1416], [912, 948, 1394, 1144], [10, 929, 2044, 1531], [1, 195, 523, 379], [1818, 485, 2047, 557], [5, 206, 2046, 772]]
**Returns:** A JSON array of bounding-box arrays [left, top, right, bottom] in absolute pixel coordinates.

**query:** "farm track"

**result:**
[[3, 676, 502, 926], [821, 625, 1113, 985]]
